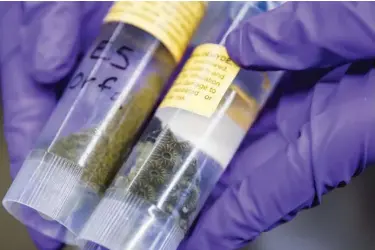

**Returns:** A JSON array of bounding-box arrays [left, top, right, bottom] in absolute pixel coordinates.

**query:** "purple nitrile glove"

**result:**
[[0, 2, 111, 249], [179, 2, 375, 250]]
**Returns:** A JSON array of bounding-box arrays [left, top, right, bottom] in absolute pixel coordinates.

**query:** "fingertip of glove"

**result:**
[[29, 24, 80, 84], [32, 58, 77, 84], [225, 27, 250, 68], [22, 2, 80, 84], [225, 14, 281, 71], [225, 2, 318, 71]]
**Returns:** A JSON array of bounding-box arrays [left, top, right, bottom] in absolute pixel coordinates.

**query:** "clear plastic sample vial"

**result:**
[[78, 2, 284, 250], [2, 1, 206, 244]]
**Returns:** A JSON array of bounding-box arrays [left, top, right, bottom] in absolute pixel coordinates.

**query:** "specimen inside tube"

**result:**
[[109, 116, 225, 232], [49, 73, 164, 193]]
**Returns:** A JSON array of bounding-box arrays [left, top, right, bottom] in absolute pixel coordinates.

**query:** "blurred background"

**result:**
[[1, 100, 375, 250]]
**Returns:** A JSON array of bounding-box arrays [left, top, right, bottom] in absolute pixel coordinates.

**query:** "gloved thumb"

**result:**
[[226, 2, 375, 71]]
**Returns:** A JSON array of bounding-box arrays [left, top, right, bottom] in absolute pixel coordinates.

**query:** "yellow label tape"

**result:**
[[104, 1, 206, 62], [160, 44, 241, 117]]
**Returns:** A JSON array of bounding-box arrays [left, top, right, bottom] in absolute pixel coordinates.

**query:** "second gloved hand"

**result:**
[[1, 2, 111, 249], [179, 2, 375, 250]]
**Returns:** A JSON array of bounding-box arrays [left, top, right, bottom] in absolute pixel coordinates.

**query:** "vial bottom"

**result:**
[[2, 150, 101, 244], [79, 190, 184, 250]]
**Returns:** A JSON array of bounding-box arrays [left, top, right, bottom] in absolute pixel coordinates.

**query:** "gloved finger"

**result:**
[[226, 2, 375, 71], [1, 57, 56, 178], [1, 3, 57, 178], [28, 228, 64, 250], [180, 64, 375, 249], [1, 4, 63, 249], [21, 2, 111, 83], [22, 2, 81, 83]]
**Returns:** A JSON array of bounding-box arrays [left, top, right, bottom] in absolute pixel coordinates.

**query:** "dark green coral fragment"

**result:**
[[118, 123, 202, 232], [48, 73, 164, 193]]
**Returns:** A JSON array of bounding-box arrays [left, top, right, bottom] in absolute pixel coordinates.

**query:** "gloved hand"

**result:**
[[0, 2, 111, 249], [179, 2, 375, 250]]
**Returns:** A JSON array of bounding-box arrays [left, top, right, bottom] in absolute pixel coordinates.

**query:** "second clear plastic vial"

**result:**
[[79, 2, 284, 250]]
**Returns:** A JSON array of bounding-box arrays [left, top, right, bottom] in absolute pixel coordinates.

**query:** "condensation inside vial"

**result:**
[[2, 21, 175, 243]]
